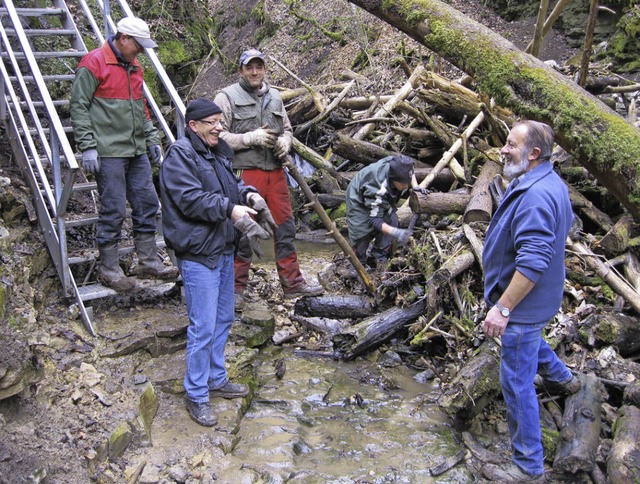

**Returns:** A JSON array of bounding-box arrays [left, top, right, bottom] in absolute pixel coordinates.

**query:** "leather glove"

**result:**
[[413, 186, 430, 195], [149, 144, 162, 165], [81, 149, 100, 174], [246, 192, 278, 236], [389, 227, 411, 246], [274, 136, 292, 160], [234, 214, 271, 258], [243, 128, 278, 148]]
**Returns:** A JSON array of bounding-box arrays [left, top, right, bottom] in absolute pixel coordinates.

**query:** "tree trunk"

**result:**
[[294, 295, 375, 319], [437, 340, 501, 418], [579, 312, 640, 357], [607, 405, 640, 483], [346, 0, 640, 221], [464, 158, 502, 223], [332, 299, 427, 360], [554, 374, 602, 473], [409, 191, 471, 215]]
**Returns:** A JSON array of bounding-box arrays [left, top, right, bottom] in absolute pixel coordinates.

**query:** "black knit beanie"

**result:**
[[185, 98, 222, 123], [388, 155, 414, 183]]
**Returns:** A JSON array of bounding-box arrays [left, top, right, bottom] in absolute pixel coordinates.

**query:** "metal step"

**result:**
[[3, 28, 77, 37], [72, 182, 98, 192], [1, 51, 84, 59], [76, 279, 177, 302], [0, 7, 65, 16], [9, 74, 75, 82]]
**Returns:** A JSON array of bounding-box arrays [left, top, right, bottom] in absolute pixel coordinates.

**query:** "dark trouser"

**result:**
[[352, 213, 396, 265], [95, 155, 159, 245], [234, 168, 304, 292]]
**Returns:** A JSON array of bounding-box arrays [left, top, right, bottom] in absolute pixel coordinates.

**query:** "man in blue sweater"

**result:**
[[482, 120, 580, 483]]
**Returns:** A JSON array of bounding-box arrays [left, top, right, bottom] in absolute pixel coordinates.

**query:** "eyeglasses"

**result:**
[[129, 36, 143, 50], [197, 119, 225, 128]]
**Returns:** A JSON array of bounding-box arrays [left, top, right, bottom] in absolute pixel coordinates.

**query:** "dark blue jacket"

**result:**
[[159, 130, 255, 269], [482, 162, 573, 323]]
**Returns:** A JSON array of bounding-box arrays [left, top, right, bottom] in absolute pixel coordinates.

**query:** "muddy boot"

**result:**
[[134, 233, 179, 280], [98, 243, 137, 291]]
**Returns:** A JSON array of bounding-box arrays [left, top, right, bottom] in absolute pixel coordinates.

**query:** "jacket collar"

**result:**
[[505, 161, 554, 197], [102, 37, 141, 69], [186, 129, 233, 159]]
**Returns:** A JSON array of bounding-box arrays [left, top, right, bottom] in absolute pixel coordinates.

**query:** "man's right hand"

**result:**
[[243, 128, 278, 148], [389, 227, 411, 246], [234, 214, 271, 259], [81, 149, 100, 174]]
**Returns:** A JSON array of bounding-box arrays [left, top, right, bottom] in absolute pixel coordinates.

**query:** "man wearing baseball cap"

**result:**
[[71, 16, 176, 291], [214, 49, 323, 310]]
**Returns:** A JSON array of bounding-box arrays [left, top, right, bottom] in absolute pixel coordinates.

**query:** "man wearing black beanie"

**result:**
[[159, 98, 274, 426], [346, 155, 420, 267]]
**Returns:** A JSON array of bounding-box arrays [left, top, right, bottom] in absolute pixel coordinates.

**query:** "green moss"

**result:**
[[541, 428, 559, 460]]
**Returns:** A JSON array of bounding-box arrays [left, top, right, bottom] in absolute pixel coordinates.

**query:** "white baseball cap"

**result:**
[[116, 17, 157, 49]]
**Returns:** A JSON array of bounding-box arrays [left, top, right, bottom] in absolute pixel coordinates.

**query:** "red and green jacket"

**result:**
[[70, 40, 159, 157]]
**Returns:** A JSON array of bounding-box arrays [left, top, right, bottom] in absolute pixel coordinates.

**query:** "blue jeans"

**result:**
[[95, 155, 159, 245], [500, 320, 573, 476], [179, 255, 234, 403]]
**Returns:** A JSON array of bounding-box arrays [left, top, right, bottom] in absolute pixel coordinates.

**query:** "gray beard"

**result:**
[[502, 154, 530, 180]]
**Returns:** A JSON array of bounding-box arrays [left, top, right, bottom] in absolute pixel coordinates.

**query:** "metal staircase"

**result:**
[[0, 0, 186, 335]]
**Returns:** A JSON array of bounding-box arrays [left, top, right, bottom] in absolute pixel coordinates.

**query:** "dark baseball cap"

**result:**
[[388, 155, 414, 183], [239, 48, 265, 66]]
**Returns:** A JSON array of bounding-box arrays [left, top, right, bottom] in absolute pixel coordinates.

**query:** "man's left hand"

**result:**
[[274, 136, 292, 160], [482, 306, 509, 338], [149, 144, 163, 165]]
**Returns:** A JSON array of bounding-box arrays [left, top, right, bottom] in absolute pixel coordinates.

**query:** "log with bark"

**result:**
[[578, 312, 640, 357], [294, 295, 375, 319], [409, 191, 471, 216], [554, 374, 602, 473], [346, 0, 640, 222], [437, 340, 501, 418], [463, 158, 502, 223], [606, 405, 640, 482], [332, 298, 427, 360]]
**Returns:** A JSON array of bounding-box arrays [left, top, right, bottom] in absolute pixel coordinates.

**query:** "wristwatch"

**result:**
[[495, 301, 511, 318]]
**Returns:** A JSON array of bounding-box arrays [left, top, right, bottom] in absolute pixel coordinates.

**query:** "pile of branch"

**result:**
[[273, 49, 640, 481]]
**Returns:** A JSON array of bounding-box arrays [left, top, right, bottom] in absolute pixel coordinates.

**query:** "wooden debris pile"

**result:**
[[275, 60, 640, 481]]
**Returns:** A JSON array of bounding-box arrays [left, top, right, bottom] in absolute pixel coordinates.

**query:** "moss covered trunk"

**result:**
[[348, 0, 640, 220]]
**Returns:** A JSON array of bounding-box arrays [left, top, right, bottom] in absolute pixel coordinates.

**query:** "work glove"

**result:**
[[274, 136, 292, 160], [243, 128, 278, 148], [389, 227, 411, 246], [412, 186, 430, 195], [149, 144, 163, 165], [246, 192, 278, 236], [234, 214, 271, 259], [81, 149, 100, 174]]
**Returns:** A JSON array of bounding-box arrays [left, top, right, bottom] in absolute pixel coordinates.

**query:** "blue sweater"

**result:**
[[482, 162, 573, 323]]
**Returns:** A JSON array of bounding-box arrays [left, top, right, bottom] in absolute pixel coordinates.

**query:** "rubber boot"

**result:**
[[98, 243, 136, 291], [134, 233, 179, 280]]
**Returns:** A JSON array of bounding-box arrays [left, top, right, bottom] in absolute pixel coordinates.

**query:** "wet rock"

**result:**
[[293, 315, 351, 335], [142, 351, 186, 395], [233, 309, 275, 348], [108, 421, 133, 460], [138, 383, 159, 439]]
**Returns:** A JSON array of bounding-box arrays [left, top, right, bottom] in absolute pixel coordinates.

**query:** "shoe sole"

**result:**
[[209, 390, 249, 399]]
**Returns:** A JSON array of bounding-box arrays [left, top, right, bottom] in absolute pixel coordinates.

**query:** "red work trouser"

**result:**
[[234, 168, 304, 293]]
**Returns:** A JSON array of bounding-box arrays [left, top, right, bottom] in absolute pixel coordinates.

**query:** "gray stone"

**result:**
[[108, 421, 133, 460]]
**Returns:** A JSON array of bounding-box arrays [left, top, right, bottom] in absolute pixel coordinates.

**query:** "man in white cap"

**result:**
[[214, 49, 323, 309], [71, 17, 178, 291]]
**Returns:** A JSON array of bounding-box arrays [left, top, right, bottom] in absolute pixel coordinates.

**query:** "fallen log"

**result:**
[[623, 382, 640, 407], [409, 191, 471, 216], [295, 80, 355, 136], [464, 157, 502, 223], [567, 238, 640, 314], [333, 133, 407, 166], [597, 213, 634, 256], [332, 298, 427, 360], [339, 95, 393, 110], [291, 315, 352, 336], [578, 312, 640, 356], [568, 184, 614, 234], [554, 374, 602, 473], [294, 295, 375, 319], [606, 405, 640, 482], [437, 340, 501, 418], [346, 0, 640, 222], [342, 166, 456, 189]]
